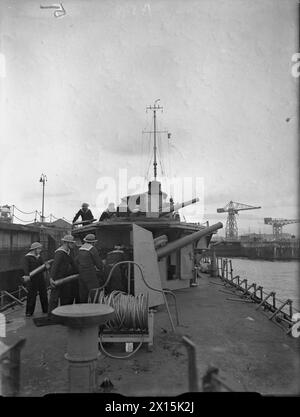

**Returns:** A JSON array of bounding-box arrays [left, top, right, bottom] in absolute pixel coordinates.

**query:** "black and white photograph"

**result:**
[[0, 0, 299, 401]]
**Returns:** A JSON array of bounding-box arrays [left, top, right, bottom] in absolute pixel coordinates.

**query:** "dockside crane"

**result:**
[[217, 201, 261, 239], [264, 218, 300, 240]]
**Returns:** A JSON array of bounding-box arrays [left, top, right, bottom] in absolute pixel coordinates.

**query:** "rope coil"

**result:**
[[95, 290, 149, 331]]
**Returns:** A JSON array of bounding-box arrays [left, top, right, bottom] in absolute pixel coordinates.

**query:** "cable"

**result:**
[[13, 214, 36, 223], [94, 260, 177, 331], [13, 205, 36, 215], [91, 260, 178, 359], [99, 338, 143, 359]]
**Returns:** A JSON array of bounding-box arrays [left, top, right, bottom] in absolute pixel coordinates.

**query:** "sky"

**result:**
[[0, 0, 299, 236]]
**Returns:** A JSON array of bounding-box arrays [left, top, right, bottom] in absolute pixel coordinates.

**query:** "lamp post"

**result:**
[[39, 174, 47, 223]]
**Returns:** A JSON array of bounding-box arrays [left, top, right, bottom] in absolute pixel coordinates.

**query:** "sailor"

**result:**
[[73, 203, 94, 225], [76, 234, 104, 302], [105, 244, 128, 294], [48, 235, 78, 314], [99, 202, 116, 221], [22, 242, 49, 317]]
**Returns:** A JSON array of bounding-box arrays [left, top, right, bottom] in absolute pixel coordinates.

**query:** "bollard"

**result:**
[[52, 304, 114, 393]]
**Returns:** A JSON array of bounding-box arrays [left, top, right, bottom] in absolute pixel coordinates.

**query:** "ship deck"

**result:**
[[3, 273, 300, 396]]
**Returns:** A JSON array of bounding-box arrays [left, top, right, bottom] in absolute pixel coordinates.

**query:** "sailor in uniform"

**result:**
[[22, 242, 49, 317], [76, 234, 104, 302], [73, 203, 94, 225], [48, 234, 78, 314]]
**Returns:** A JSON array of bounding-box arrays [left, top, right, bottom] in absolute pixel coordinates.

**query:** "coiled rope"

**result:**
[[96, 290, 149, 331], [97, 290, 149, 359], [91, 260, 177, 331], [98, 291, 148, 359], [91, 260, 178, 359]]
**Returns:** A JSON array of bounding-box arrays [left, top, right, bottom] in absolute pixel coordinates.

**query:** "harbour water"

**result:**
[[227, 258, 300, 311]]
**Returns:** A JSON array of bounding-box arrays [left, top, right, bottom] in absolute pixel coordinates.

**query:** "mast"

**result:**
[[146, 99, 164, 180]]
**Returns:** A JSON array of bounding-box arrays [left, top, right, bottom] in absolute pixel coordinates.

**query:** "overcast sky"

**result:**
[[0, 0, 298, 236]]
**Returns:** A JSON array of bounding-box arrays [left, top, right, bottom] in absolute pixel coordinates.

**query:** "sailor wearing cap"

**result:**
[[76, 234, 104, 302], [22, 242, 49, 317], [72, 203, 94, 225], [48, 234, 79, 314]]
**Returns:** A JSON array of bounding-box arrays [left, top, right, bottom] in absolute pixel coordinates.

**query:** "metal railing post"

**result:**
[[229, 260, 233, 280], [272, 293, 276, 309], [269, 299, 292, 321], [256, 291, 275, 310], [252, 283, 257, 297], [289, 300, 293, 319]]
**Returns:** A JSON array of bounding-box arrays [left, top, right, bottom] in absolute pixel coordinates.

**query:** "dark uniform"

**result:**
[[73, 208, 94, 224], [99, 210, 109, 221], [105, 248, 128, 294], [76, 243, 104, 302], [23, 253, 48, 315], [48, 246, 78, 313]]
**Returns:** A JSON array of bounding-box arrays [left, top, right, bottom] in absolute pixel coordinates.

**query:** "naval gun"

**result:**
[[158, 198, 200, 218], [114, 179, 200, 219], [132, 221, 223, 307], [155, 222, 223, 259]]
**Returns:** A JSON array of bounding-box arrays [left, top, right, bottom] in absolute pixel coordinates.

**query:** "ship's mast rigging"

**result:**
[[144, 99, 168, 181]]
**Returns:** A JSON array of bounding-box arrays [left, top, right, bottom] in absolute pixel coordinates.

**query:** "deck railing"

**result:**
[[216, 257, 299, 334], [0, 286, 28, 312]]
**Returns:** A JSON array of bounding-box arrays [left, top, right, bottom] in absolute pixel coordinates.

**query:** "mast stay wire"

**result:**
[[142, 113, 155, 183]]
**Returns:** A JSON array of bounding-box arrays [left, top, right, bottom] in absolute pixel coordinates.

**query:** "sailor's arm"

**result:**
[[72, 210, 81, 223]]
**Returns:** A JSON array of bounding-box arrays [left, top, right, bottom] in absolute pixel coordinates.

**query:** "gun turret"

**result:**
[[156, 222, 223, 259], [159, 198, 200, 217]]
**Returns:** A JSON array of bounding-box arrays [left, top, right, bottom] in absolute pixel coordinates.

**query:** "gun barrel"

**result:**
[[159, 198, 200, 217], [156, 222, 223, 259]]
